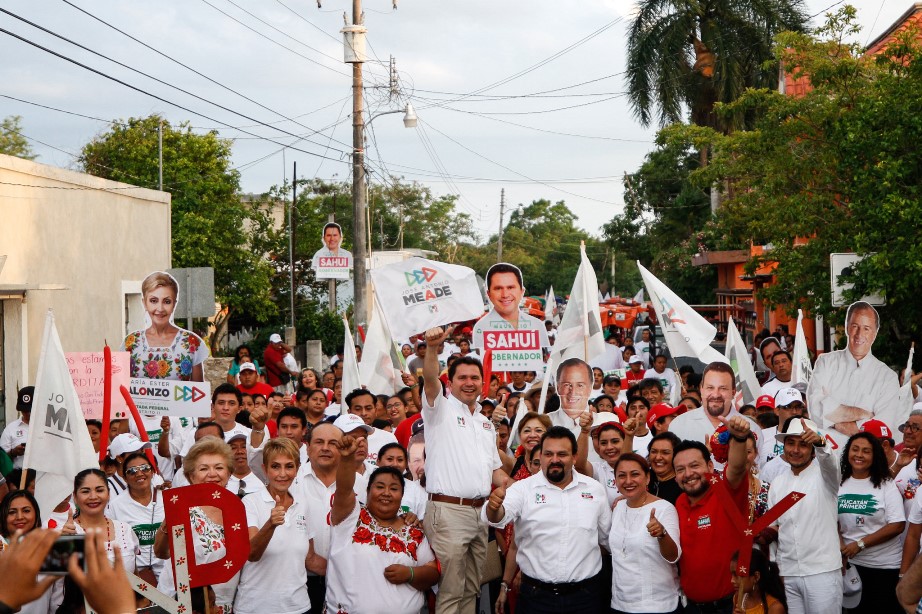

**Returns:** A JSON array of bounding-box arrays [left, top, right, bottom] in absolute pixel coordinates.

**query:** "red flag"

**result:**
[[99, 344, 112, 462]]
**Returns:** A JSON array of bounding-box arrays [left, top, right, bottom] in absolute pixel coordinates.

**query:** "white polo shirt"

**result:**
[[422, 391, 501, 499], [482, 470, 611, 583], [0, 418, 28, 469], [768, 444, 843, 577]]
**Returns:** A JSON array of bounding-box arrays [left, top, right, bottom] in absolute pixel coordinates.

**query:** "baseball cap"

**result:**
[[17, 386, 34, 412], [774, 388, 804, 407], [628, 355, 644, 365], [109, 433, 152, 459], [775, 417, 821, 442], [269, 333, 282, 343], [860, 419, 893, 440], [226, 432, 248, 443], [842, 563, 862, 608], [755, 395, 775, 410], [333, 414, 374, 435], [239, 361, 257, 373], [602, 374, 622, 385], [646, 403, 686, 429], [591, 420, 625, 438]]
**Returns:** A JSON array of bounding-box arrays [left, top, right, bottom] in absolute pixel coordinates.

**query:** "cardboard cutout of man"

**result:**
[[471, 263, 550, 372], [807, 301, 901, 436], [311, 222, 353, 280]]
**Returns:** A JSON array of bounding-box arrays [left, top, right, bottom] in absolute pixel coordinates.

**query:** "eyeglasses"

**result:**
[[237, 479, 246, 499], [900, 423, 922, 434], [125, 464, 153, 476]]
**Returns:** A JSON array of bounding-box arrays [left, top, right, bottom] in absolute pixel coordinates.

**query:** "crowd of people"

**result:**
[[2, 268, 922, 614]]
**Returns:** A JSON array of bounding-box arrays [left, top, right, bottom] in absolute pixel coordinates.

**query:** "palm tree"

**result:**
[[626, 0, 808, 132]]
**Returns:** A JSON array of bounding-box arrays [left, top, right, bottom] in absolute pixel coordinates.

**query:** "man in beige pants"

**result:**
[[421, 326, 511, 613]]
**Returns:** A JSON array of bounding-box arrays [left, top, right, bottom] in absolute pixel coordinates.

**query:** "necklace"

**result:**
[[620, 497, 649, 556]]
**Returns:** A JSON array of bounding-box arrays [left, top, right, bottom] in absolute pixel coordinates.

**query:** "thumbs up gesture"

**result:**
[[487, 483, 506, 513], [270, 495, 286, 527], [646, 508, 665, 539], [61, 508, 76, 535], [719, 415, 751, 440], [799, 418, 823, 447], [492, 403, 508, 425]]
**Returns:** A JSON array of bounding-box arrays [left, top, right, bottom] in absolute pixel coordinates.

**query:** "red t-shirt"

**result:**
[[674, 473, 750, 603], [263, 345, 286, 386], [238, 382, 275, 399], [625, 369, 646, 385]]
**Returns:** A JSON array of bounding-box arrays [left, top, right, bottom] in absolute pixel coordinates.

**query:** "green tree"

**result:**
[[604, 140, 720, 303], [0, 115, 37, 159], [80, 115, 276, 324], [626, 0, 807, 131], [662, 8, 922, 365]]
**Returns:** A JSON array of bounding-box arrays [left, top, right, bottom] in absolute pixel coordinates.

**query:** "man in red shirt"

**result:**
[[236, 362, 274, 399], [673, 415, 751, 613], [263, 333, 296, 392]]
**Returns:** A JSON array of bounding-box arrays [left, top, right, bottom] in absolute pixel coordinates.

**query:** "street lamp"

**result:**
[[352, 102, 417, 328]]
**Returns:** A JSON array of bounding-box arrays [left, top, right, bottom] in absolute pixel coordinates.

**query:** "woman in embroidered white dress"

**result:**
[[124, 271, 209, 382], [326, 435, 440, 614]]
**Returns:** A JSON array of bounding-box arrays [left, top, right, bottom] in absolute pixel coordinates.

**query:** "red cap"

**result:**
[[591, 421, 625, 437], [860, 419, 893, 440], [756, 395, 775, 410], [646, 403, 686, 429]]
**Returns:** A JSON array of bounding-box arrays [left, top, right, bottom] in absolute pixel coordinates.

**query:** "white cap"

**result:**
[[775, 417, 821, 442], [628, 355, 643, 365], [238, 361, 257, 372], [269, 333, 283, 343], [774, 388, 804, 407], [333, 414, 373, 434], [592, 411, 620, 426], [109, 433, 152, 459]]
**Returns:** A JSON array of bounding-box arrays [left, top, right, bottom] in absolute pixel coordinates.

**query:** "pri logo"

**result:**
[[535, 494, 547, 504], [405, 267, 438, 287]]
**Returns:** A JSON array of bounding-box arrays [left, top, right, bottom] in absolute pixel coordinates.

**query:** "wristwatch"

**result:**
[[857, 539, 866, 551]]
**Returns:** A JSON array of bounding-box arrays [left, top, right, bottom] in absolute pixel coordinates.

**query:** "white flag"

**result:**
[[791, 309, 813, 385], [632, 288, 644, 304], [340, 318, 362, 415], [546, 286, 559, 325], [897, 344, 916, 410], [725, 317, 761, 406], [637, 262, 726, 365], [359, 298, 401, 396], [551, 244, 606, 364], [22, 310, 98, 516], [370, 257, 484, 339]]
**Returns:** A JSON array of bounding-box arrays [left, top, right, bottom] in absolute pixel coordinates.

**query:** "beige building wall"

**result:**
[[0, 154, 171, 424]]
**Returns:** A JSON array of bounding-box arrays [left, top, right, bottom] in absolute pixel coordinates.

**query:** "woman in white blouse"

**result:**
[[608, 453, 682, 614]]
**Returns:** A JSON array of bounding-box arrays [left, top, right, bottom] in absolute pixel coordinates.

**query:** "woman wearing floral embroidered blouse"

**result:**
[[326, 435, 440, 614], [124, 271, 209, 382]]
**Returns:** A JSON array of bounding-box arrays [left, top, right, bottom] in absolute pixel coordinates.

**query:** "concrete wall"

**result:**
[[0, 154, 171, 422]]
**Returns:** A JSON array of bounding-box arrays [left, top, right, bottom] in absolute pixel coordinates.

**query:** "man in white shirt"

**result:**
[[668, 362, 761, 449], [276, 407, 310, 465], [643, 354, 679, 399], [767, 418, 843, 613], [345, 389, 398, 468], [808, 301, 901, 436], [0, 386, 32, 469], [484, 426, 611, 613], [421, 326, 509, 614], [634, 328, 653, 369], [226, 433, 267, 499], [761, 350, 794, 398], [759, 388, 806, 470]]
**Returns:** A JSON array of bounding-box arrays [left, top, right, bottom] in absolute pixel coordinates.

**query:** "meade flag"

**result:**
[[551, 243, 606, 365], [371, 258, 484, 340], [23, 310, 98, 515], [638, 262, 726, 365], [791, 309, 813, 386], [726, 317, 761, 406]]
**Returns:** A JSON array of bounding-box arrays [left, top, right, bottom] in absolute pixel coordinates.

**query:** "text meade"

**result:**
[[403, 285, 452, 305]]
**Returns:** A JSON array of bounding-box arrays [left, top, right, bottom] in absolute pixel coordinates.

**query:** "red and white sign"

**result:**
[[66, 351, 130, 419], [473, 309, 549, 371], [128, 377, 212, 417]]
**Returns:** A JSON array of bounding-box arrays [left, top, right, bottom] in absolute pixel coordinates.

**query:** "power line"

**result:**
[[0, 26, 350, 164], [418, 93, 627, 116], [0, 8, 354, 153], [59, 0, 351, 136]]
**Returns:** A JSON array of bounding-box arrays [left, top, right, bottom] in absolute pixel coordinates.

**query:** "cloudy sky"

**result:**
[[0, 0, 907, 241]]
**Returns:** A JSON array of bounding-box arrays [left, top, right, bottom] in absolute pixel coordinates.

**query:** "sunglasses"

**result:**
[[125, 464, 153, 476], [237, 479, 247, 499]]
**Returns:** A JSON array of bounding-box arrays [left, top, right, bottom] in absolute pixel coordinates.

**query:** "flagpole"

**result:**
[[580, 241, 590, 361]]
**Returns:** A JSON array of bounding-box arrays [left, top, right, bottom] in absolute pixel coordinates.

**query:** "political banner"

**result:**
[[312, 222, 353, 280], [66, 351, 130, 419], [472, 310, 548, 371], [791, 309, 813, 386], [371, 257, 484, 339], [725, 318, 761, 406], [550, 243, 606, 365], [127, 377, 211, 417]]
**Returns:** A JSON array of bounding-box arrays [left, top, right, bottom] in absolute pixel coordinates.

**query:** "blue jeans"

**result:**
[[517, 576, 598, 614]]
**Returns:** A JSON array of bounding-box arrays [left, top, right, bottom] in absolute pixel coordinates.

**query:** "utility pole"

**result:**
[[290, 162, 297, 330], [158, 120, 163, 191], [344, 1, 368, 330], [497, 188, 505, 262]]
